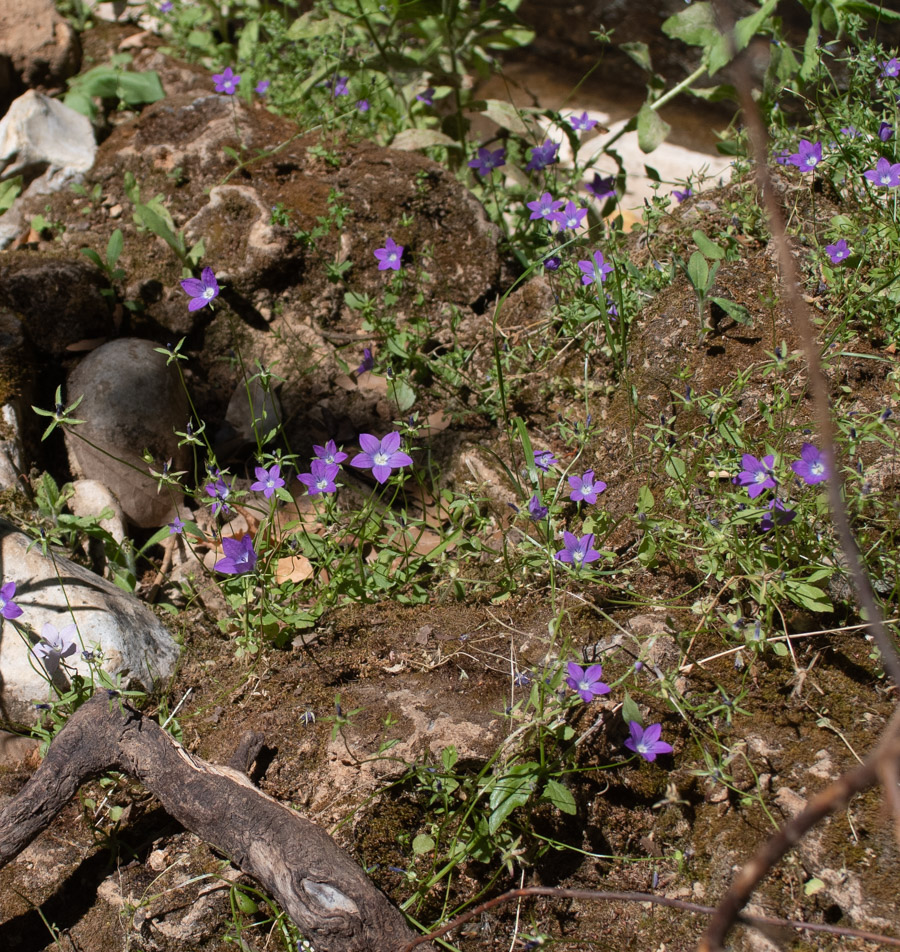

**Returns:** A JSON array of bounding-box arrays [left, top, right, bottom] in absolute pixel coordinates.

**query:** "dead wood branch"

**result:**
[[0, 694, 433, 952]]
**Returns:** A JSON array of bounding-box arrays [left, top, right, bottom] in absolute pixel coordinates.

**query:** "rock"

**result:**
[[216, 370, 283, 459], [0, 729, 38, 766], [0, 252, 112, 356], [68, 478, 128, 544], [0, 91, 95, 247], [0, 401, 26, 493], [65, 338, 191, 528], [0, 517, 180, 724], [0, 0, 81, 110]]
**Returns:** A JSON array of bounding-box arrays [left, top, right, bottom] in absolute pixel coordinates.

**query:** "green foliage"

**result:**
[[65, 58, 164, 120]]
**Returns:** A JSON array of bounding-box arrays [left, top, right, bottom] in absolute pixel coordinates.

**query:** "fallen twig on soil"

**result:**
[[398, 886, 900, 951], [0, 693, 433, 952]]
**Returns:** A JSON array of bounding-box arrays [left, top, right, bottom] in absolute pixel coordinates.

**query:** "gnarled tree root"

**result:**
[[0, 694, 432, 952]]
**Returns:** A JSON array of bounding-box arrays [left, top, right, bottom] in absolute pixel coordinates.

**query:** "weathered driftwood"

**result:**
[[0, 694, 432, 952]]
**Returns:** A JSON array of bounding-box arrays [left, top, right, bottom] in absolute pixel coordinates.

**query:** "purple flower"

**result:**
[[555, 531, 601, 568], [0, 581, 23, 620], [864, 156, 900, 187], [160, 0, 173, 11], [568, 470, 607, 504], [468, 146, 506, 177], [215, 534, 258, 575], [356, 347, 374, 374], [880, 121, 894, 142], [356, 99, 369, 112], [790, 442, 828, 484], [825, 239, 849, 264], [168, 517, 184, 535], [212, 67, 241, 95], [526, 191, 563, 221], [297, 459, 339, 495], [33, 623, 78, 677], [533, 449, 558, 472], [774, 147, 792, 165], [205, 476, 232, 515], [313, 440, 348, 466], [787, 139, 823, 171], [526, 140, 560, 172], [578, 250, 613, 285], [569, 111, 597, 132], [550, 200, 588, 232], [527, 494, 548, 521], [251, 463, 285, 498], [672, 187, 693, 203], [351, 432, 413, 483], [255, 79, 270, 95], [416, 87, 435, 105], [881, 58, 900, 79], [181, 267, 219, 311], [565, 661, 610, 703], [585, 173, 616, 201], [374, 236, 403, 271], [624, 722, 673, 762], [759, 497, 796, 532], [840, 126, 859, 137], [736, 454, 776, 498], [331, 75, 349, 97], [543, 256, 561, 271]]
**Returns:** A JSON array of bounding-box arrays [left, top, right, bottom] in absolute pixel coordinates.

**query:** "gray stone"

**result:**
[[0, 518, 180, 724], [65, 338, 191, 528]]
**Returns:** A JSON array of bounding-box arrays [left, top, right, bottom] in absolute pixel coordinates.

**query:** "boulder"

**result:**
[[65, 338, 191, 528], [0, 517, 180, 725]]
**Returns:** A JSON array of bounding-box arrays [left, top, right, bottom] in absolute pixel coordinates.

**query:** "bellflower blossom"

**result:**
[[735, 454, 776, 498], [879, 121, 894, 142], [215, 534, 258, 575], [374, 237, 403, 271], [565, 661, 610, 703], [0, 581, 23, 620], [526, 192, 563, 221], [525, 140, 560, 171], [881, 57, 900, 79], [416, 87, 435, 105], [550, 200, 588, 232], [356, 347, 374, 375], [787, 139, 823, 171], [331, 75, 349, 96], [527, 494, 548, 521], [585, 173, 616, 201], [468, 147, 506, 177], [297, 460, 339, 495], [533, 449, 558, 472], [212, 67, 240, 95], [356, 99, 369, 112], [255, 79, 270, 95], [568, 111, 598, 132], [568, 470, 607, 504], [578, 250, 613, 285], [33, 623, 78, 676], [351, 432, 413, 483], [790, 443, 829, 484], [672, 187, 693, 203], [543, 256, 561, 271], [624, 722, 673, 762], [759, 498, 796, 532], [555, 532, 601, 568], [205, 476, 232, 515], [825, 239, 849, 264], [168, 517, 184, 535], [251, 463, 285, 498], [180, 267, 219, 311], [313, 440, 348, 466], [864, 157, 900, 187]]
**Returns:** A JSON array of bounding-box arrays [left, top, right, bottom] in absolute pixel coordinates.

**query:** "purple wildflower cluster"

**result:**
[[563, 661, 673, 762], [0, 582, 84, 680], [733, 443, 829, 532]]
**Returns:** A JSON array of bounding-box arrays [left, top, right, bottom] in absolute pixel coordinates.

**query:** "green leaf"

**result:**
[[542, 778, 577, 815], [620, 41, 652, 72], [662, 2, 719, 48], [836, 1, 900, 22], [665, 456, 686, 480], [0, 175, 23, 215], [391, 128, 460, 150], [106, 228, 124, 269], [692, 229, 725, 260], [784, 581, 833, 614], [621, 690, 643, 727], [710, 297, 752, 325], [478, 98, 532, 137], [488, 762, 538, 835], [412, 834, 435, 855], [80, 248, 104, 269], [637, 484, 655, 512], [637, 102, 670, 153], [733, 0, 778, 50], [387, 378, 416, 412], [441, 745, 458, 771], [688, 251, 709, 292]]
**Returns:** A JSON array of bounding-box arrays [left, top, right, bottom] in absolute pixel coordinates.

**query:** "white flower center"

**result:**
[[882, 174, 893, 184], [754, 471, 768, 483], [811, 461, 824, 476], [572, 550, 584, 563], [202, 286, 215, 299], [315, 477, 329, 490], [805, 155, 817, 166], [373, 451, 389, 467], [578, 678, 590, 692]]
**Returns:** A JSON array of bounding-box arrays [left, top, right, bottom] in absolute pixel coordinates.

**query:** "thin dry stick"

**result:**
[[399, 886, 900, 952], [697, 3, 900, 949]]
